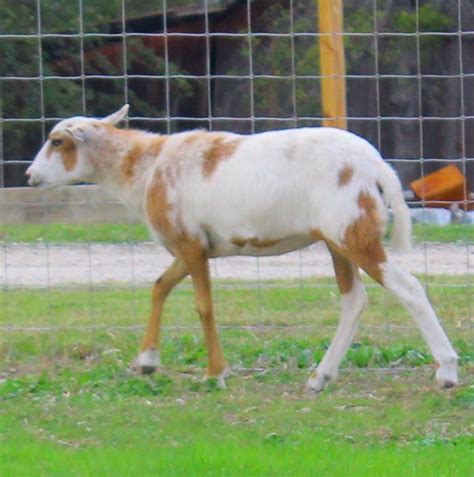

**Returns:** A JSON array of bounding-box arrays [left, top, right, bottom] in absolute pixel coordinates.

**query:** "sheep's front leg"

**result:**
[[178, 242, 228, 387], [136, 258, 188, 374]]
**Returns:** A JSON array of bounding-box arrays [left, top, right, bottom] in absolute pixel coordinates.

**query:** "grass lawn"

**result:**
[[0, 222, 472, 244], [1, 275, 473, 476], [1, 368, 472, 476]]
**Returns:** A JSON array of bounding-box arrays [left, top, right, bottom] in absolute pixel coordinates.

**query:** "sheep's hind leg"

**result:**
[[377, 261, 458, 388]]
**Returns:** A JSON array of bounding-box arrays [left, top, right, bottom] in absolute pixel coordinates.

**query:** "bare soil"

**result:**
[[1, 242, 472, 288]]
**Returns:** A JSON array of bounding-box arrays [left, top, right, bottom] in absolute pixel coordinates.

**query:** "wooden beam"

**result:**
[[318, 0, 347, 129]]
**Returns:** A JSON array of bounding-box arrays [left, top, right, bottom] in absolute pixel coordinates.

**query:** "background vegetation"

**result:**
[[2, 0, 473, 185], [0, 222, 472, 244]]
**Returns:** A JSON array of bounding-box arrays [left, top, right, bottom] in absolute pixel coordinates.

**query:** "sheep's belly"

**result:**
[[208, 233, 316, 258]]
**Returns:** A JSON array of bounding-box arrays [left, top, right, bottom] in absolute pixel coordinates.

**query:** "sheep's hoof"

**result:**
[[438, 379, 457, 389], [135, 348, 160, 375], [306, 370, 330, 393], [140, 365, 157, 375], [205, 367, 229, 389], [436, 359, 458, 389]]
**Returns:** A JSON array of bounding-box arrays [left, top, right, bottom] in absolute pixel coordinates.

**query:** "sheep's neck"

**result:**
[[91, 127, 165, 217]]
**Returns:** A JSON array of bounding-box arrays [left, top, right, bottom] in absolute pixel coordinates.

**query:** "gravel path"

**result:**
[[1, 242, 472, 288]]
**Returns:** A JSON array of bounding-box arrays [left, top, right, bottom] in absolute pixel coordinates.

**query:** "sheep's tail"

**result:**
[[376, 159, 412, 253]]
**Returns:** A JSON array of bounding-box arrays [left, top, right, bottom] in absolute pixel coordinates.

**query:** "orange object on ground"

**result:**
[[410, 164, 473, 210]]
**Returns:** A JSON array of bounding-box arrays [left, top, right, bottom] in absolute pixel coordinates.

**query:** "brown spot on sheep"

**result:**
[[329, 250, 354, 294], [122, 136, 167, 183], [310, 192, 387, 286], [338, 164, 354, 187], [231, 237, 281, 249], [148, 136, 167, 158], [231, 238, 247, 248], [146, 172, 174, 239], [146, 170, 188, 252], [309, 229, 356, 293], [47, 132, 78, 172], [203, 135, 242, 179], [121, 143, 144, 182], [342, 191, 386, 283], [175, 132, 242, 178], [310, 228, 325, 242]]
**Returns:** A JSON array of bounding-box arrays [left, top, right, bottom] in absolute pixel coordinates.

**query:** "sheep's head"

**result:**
[[26, 105, 129, 189]]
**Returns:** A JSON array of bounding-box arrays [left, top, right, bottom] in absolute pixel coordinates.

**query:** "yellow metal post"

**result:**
[[318, 0, 347, 129]]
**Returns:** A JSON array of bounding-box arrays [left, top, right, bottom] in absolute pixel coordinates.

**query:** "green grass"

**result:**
[[0, 222, 472, 244], [411, 224, 473, 244], [1, 366, 473, 476], [0, 223, 150, 243], [1, 276, 472, 371], [1, 275, 473, 475]]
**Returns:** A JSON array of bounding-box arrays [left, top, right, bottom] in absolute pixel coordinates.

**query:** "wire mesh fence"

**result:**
[[0, 0, 472, 371]]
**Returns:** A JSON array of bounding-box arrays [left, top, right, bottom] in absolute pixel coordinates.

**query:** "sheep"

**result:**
[[26, 105, 459, 391]]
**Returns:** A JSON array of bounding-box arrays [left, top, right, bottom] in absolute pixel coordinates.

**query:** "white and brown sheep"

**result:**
[[26, 105, 458, 390]]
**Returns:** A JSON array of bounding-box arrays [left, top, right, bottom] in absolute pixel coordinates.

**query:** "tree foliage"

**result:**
[[0, 0, 466, 186]]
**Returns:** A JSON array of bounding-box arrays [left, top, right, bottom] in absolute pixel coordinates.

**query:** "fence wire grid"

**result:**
[[0, 0, 472, 371]]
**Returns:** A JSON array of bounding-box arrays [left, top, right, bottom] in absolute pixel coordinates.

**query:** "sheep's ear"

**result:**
[[101, 104, 129, 126], [64, 126, 86, 143]]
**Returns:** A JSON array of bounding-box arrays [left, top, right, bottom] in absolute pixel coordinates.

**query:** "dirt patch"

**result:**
[[0, 242, 472, 288]]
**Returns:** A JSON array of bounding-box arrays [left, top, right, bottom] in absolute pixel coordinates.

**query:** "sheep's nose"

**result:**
[[25, 167, 41, 187], [25, 168, 34, 185]]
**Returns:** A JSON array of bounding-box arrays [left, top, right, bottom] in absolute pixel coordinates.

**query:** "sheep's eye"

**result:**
[[51, 139, 63, 147]]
